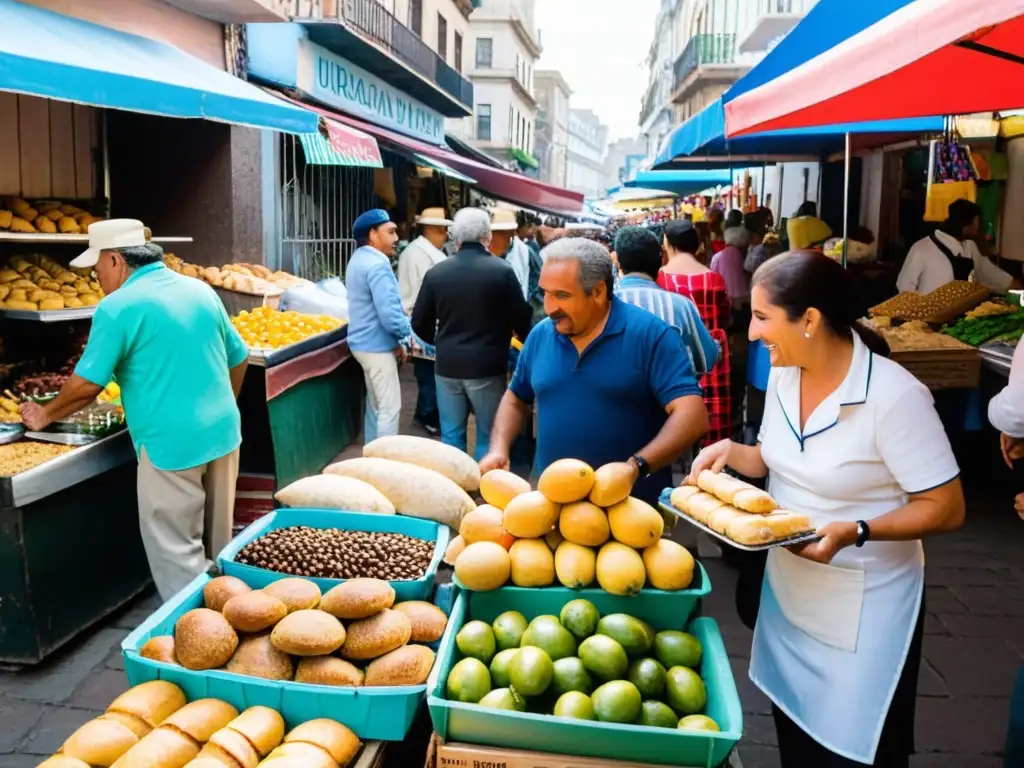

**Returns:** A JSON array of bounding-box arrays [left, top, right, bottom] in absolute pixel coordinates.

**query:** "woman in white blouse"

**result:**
[[896, 199, 1015, 295], [692, 251, 966, 767]]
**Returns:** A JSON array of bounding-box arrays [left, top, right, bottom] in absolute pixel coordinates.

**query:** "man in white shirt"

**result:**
[[397, 207, 452, 434], [897, 199, 1016, 295], [489, 208, 531, 299]]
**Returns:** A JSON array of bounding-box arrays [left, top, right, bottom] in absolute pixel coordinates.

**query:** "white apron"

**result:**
[[750, 334, 959, 764]]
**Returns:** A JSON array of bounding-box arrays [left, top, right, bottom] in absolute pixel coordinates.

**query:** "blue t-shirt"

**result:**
[[510, 298, 703, 504], [75, 262, 248, 471]]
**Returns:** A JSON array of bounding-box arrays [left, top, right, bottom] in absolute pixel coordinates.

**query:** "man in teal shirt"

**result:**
[[21, 220, 249, 600]]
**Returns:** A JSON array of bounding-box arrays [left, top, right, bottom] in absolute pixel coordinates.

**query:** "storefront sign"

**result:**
[[297, 40, 444, 144]]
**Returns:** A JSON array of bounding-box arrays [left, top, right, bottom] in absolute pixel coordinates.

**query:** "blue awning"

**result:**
[[625, 169, 732, 196], [0, 0, 318, 134]]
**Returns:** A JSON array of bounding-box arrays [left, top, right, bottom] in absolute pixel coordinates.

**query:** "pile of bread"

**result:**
[[669, 471, 813, 547], [44, 680, 360, 768], [136, 574, 443, 689], [0, 197, 104, 235], [0, 254, 102, 310], [164, 255, 310, 296]]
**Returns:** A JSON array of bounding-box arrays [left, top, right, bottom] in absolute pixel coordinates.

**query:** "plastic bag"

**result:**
[[279, 279, 348, 319]]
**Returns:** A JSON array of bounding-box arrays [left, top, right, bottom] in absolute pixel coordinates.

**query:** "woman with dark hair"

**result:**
[[691, 251, 966, 767], [897, 198, 1015, 294]]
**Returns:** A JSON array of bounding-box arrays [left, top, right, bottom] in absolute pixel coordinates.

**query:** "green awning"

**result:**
[[510, 148, 540, 169], [414, 152, 477, 184], [298, 131, 382, 168]]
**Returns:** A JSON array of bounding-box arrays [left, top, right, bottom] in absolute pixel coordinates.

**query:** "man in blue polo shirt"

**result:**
[[479, 238, 709, 505]]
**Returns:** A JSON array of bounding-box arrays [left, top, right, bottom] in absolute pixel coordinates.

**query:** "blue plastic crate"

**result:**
[[427, 590, 742, 767], [216, 508, 450, 601], [121, 571, 455, 741]]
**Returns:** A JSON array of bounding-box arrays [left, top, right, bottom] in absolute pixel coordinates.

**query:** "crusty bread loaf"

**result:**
[[727, 510, 813, 545], [681, 492, 725, 524], [109, 726, 199, 768], [207, 727, 260, 768], [697, 470, 778, 513], [223, 707, 285, 757], [706, 505, 745, 535], [669, 485, 700, 510], [162, 699, 239, 743], [283, 719, 361, 765], [62, 718, 140, 766], [731, 487, 778, 515], [259, 742, 336, 768], [107, 681, 187, 728]]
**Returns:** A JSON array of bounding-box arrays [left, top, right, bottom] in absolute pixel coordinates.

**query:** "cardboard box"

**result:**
[[426, 734, 704, 768]]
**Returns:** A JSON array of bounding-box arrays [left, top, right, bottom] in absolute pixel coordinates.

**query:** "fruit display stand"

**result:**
[[0, 430, 150, 663]]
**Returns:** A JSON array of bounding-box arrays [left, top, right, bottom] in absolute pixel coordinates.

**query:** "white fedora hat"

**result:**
[[490, 208, 518, 231], [71, 219, 148, 268], [416, 207, 454, 227]]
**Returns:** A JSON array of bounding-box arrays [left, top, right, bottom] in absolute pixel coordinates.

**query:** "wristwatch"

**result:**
[[629, 454, 651, 479], [855, 520, 871, 548]]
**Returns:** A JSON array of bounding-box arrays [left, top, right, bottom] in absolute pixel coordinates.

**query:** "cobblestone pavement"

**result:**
[[2, 368, 1019, 766]]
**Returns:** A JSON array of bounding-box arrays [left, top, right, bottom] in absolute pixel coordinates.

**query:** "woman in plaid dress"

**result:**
[[659, 219, 732, 446]]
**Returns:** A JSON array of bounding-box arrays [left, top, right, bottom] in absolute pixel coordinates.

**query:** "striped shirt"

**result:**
[[615, 275, 719, 375]]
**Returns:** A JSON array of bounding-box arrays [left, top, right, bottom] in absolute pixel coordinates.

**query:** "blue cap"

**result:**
[[353, 208, 391, 239]]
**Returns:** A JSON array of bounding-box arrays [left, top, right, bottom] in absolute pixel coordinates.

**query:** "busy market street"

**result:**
[[2, 0, 1024, 767]]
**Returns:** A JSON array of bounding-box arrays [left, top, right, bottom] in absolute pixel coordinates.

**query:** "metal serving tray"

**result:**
[[658, 494, 820, 553]]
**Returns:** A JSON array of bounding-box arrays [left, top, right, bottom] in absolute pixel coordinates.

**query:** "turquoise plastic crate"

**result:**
[[121, 571, 456, 741], [426, 589, 742, 767], [216, 508, 449, 601]]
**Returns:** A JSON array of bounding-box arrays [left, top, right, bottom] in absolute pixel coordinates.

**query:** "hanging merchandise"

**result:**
[[924, 137, 978, 222]]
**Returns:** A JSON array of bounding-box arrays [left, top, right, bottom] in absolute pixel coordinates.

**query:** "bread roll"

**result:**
[[59, 216, 81, 234], [283, 719, 361, 766], [64, 295, 84, 308], [294, 656, 364, 687], [202, 575, 252, 612], [706, 505, 744, 535], [260, 742, 336, 768], [35, 215, 57, 233], [224, 707, 285, 757], [109, 726, 199, 768], [9, 215, 34, 232], [44, 207, 64, 221], [62, 717, 140, 765], [139, 636, 178, 665], [732, 487, 778, 515], [162, 699, 239, 743], [222, 591, 288, 633], [225, 634, 295, 681], [0, 269, 18, 283], [36, 757, 91, 768], [697, 470, 778, 513], [39, 297, 66, 311], [669, 485, 700, 510], [0, 210, 12, 229], [5, 299, 37, 310], [99, 712, 152, 740], [727, 510, 813, 546], [262, 578, 321, 613], [182, 759, 229, 768], [174, 609, 238, 670], [207, 727, 260, 768], [107, 680, 187, 728], [680, 492, 725, 524]]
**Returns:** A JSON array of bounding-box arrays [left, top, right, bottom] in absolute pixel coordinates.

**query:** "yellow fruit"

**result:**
[[559, 501, 610, 547], [455, 541, 511, 591], [502, 491, 561, 539], [642, 539, 695, 591], [508, 539, 556, 587], [596, 542, 647, 596], [607, 497, 664, 549], [554, 541, 597, 589], [443, 535, 466, 566], [544, 529, 565, 551], [479, 469, 532, 510], [538, 459, 595, 504], [589, 462, 635, 507], [460, 504, 506, 545]]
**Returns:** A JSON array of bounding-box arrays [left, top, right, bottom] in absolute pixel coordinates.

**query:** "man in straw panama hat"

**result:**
[[398, 206, 453, 435], [488, 208, 531, 300]]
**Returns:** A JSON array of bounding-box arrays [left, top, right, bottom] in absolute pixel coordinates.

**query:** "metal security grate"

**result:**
[[279, 132, 375, 282]]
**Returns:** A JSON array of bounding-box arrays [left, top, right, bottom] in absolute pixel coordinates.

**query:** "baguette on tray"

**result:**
[[727, 510, 814, 546], [680, 491, 726, 524], [696, 470, 777, 514]]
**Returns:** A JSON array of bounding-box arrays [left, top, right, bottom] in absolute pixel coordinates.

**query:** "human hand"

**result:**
[[478, 450, 510, 474], [393, 345, 409, 365], [20, 401, 50, 431], [687, 440, 732, 484], [787, 521, 857, 565], [1000, 433, 1024, 469]]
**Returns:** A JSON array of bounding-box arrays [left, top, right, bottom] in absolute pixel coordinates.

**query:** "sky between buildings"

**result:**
[[536, 0, 660, 142]]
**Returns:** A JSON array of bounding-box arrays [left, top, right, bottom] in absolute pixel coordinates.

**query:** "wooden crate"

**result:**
[[891, 347, 981, 390]]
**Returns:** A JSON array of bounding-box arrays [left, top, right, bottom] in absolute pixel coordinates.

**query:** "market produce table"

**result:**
[[0, 430, 150, 664], [238, 326, 363, 490]]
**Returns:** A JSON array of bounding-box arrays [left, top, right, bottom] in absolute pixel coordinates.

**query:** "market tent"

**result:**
[[0, 0, 317, 134], [724, 0, 1024, 136], [624, 170, 732, 196], [655, 98, 942, 169]]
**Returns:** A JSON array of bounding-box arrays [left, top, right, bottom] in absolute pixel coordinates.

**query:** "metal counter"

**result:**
[[979, 341, 1014, 377]]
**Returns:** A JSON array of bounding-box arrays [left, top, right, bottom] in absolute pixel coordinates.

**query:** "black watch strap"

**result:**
[[631, 454, 651, 479], [855, 520, 871, 547]]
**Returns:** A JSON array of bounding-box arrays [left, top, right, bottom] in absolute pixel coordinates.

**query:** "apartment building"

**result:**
[[387, 0, 477, 75], [603, 137, 646, 194], [567, 108, 609, 200], [534, 70, 572, 189]]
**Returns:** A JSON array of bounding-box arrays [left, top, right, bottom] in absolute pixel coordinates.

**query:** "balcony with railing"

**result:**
[[296, 0, 474, 116], [738, 0, 817, 53], [671, 33, 743, 101]]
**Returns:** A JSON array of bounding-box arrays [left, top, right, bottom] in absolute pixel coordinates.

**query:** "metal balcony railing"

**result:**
[[673, 33, 737, 91]]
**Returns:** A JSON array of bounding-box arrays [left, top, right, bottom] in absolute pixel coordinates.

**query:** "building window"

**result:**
[[454, 31, 463, 73], [476, 38, 493, 68], [477, 104, 492, 141], [409, 0, 422, 36], [437, 14, 448, 60]]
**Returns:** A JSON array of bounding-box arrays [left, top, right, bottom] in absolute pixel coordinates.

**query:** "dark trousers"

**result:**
[[412, 357, 438, 427]]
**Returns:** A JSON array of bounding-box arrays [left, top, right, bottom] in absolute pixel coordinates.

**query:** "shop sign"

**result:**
[[297, 40, 444, 145]]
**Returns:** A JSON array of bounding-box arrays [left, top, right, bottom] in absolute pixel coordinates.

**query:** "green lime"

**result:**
[[654, 630, 702, 669], [490, 648, 519, 688], [446, 657, 491, 703], [596, 614, 654, 656], [678, 714, 720, 732], [553, 691, 595, 720], [551, 656, 594, 696], [664, 666, 707, 715], [638, 699, 678, 728], [628, 657, 667, 699], [578, 634, 629, 681], [478, 687, 526, 711], [559, 599, 600, 641], [492, 611, 528, 650], [521, 615, 577, 660], [590, 680, 642, 723], [456, 620, 497, 664], [508, 646, 554, 697]]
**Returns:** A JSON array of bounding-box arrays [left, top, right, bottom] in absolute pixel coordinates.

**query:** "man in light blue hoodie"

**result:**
[[346, 209, 412, 442]]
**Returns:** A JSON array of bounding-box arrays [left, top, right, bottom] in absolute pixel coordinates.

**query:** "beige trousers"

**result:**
[[137, 446, 240, 601]]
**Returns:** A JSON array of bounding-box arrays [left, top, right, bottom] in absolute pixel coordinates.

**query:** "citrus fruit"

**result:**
[[654, 630, 702, 669], [596, 614, 654, 656], [578, 634, 629, 681], [489, 648, 519, 688], [508, 646, 554, 697], [522, 616, 577, 660], [664, 666, 707, 715], [492, 611, 528, 650], [446, 658, 491, 703], [456, 621, 497, 663], [678, 714, 720, 732], [478, 687, 526, 711], [590, 680, 642, 723], [551, 656, 594, 696], [559, 599, 600, 641], [628, 657, 667, 698], [553, 691, 595, 720], [639, 700, 679, 728]]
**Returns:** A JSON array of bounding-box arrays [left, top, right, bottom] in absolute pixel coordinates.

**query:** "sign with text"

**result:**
[[297, 39, 445, 144]]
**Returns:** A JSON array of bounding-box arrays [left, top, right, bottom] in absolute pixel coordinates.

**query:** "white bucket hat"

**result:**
[[70, 219, 148, 268]]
